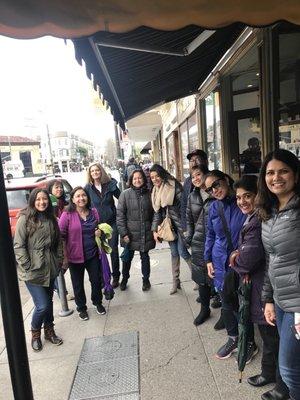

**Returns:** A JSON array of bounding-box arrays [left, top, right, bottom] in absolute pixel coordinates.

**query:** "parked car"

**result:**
[[5, 176, 72, 236]]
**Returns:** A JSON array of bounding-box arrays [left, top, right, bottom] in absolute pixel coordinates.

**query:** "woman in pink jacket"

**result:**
[[59, 186, 105, 321]]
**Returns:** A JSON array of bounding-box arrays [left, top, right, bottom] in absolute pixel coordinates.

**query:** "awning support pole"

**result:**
[[0, 159, 34, 400]]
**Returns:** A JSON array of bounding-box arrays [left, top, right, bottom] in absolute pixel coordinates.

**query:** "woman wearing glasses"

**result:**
[[204, 170, 246, 359]]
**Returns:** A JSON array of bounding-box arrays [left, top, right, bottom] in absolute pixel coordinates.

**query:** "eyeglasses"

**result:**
[[205, 179, 223, 194]]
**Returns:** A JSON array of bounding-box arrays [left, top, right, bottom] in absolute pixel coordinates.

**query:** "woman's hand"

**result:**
[[264, 303, 276, 326], [123, 235, 130, 244], [229, 250, 239, 267], [153, 232, 160, 242], [207, 262, 215, 279]]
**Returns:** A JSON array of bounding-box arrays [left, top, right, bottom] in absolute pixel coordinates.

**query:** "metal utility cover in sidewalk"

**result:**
[[69, 331, 140, 400]]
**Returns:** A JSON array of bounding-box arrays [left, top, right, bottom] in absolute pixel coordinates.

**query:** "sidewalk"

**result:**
[[0, 247, 269, 400]]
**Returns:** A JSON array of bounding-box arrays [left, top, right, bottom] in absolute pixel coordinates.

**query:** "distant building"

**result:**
[[0, 135, 44, 175]]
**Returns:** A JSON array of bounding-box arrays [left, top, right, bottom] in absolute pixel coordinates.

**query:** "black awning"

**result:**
[[140, 142, 152, 154], [73, 24, 244, 129]]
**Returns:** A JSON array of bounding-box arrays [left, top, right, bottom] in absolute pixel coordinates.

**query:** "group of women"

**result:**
[[13, 150, 300, 400]]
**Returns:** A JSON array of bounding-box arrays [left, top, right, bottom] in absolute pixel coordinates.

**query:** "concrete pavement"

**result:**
[[0, 245, 273, 400]]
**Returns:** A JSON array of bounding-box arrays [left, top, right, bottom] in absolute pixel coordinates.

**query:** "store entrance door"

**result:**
[[228, 107, 261, 177]]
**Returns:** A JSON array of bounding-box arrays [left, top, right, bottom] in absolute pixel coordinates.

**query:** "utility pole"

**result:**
[[46, 123, 55, 174]]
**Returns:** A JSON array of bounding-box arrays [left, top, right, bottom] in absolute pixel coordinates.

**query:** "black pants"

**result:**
[[122, 250, 150, 280], [220, 290, 238, 337], [69, 255, 103, 312], [109, 222, 120, 280], [258, 324, 288, 393]]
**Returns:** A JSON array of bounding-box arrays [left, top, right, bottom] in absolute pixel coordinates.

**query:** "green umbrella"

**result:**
[[237, 275, 252, 383]]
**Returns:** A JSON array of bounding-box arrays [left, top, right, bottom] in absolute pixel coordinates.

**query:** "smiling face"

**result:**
[[205, 176, 229, 200], [72, 189, 88, 209], [150, 171, 163, 188], [191, 169, 205, 188], [90, 165, 102, 182], [265, 159, 296, 199], [236, 188, 256, 215], [132, 171, 144, 188], [51, 182, 63, 198], [34, 191, 49, 212]]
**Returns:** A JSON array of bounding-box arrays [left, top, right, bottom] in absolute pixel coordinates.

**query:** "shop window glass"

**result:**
[[188, 113, 199, 151], [204, 92, 222, 170], [166, 134, 176, 177], [179, 121, 190, 178], [278, 31, 300, 156]]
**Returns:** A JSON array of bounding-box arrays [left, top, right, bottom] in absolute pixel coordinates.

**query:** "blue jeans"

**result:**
[[25, 280, 55, 330], [168, 234, 190, 260], [275, 304, 300, 400]]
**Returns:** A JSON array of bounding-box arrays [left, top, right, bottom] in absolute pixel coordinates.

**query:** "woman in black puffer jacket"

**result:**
[[186, 165, 213, 326], [117, 169, 155, 291]]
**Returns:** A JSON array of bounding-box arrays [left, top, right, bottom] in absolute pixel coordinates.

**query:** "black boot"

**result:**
[[214, 311, 225, 330], [120, 278, 128, 291], [31, 329, 42, 351], [142, 278, 151, 291], [44, 324, 63, 346], [194, 284, 211, 325]]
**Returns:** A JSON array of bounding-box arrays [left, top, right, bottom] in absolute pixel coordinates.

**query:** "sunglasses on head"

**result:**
[[205, 179, 223, 194]]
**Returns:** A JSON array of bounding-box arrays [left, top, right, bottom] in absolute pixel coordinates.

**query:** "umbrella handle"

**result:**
[[239, 371, 243, 383]]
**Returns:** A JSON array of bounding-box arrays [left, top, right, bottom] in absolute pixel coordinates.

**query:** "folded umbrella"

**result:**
[[95, 223, 114, 300]]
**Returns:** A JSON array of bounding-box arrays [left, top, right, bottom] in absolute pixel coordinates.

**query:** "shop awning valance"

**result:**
[[0, 0, 299, 39], [73, 24, 244, 129]]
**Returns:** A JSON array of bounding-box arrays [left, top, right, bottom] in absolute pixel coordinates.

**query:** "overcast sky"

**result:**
[[0, 35, 115, 146]]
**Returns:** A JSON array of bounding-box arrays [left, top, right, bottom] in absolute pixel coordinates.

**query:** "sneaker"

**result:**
[[112, 278, 119, 289], [216, 337, 238, 359], [96, 304, 106, 315], [142, 279, 151, 291], [79, 310, 89, 321], [211, 293, 222, 308]]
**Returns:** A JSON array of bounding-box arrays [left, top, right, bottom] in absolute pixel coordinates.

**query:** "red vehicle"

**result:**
[[5, 176, 72, 236]]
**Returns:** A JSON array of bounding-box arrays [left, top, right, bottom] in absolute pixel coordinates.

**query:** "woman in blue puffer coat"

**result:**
[[204, 170, 246, 360]]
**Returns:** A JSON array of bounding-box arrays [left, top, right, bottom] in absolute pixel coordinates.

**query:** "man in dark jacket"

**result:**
[[124, 157, 140, 184]]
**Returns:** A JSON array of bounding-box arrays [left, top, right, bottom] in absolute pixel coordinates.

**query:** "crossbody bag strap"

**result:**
[[217, 201, 233, 253]]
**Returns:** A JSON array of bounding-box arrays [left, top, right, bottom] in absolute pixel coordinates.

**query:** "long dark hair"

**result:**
[[150, 164, 178, 185], [20, 188, 60, 247], [256, 149, 300, 220], [128, 169, 148, 190], [66, 186, 92, 212], [205, 170, 235, 189]]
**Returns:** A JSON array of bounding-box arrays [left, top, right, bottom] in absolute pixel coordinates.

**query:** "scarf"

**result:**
[[151, 179, 176, 212]]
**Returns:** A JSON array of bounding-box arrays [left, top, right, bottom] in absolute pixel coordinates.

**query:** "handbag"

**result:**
[[217, 202, 239, 310], [157, 208, 176, 242]]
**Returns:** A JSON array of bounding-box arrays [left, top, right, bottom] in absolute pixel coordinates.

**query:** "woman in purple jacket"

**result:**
[[204, 170, 246, 360], [59, 186, 106, 321], [230, 175, 288, 400]]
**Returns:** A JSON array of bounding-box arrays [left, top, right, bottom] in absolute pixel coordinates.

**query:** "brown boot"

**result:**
[[170, 256, 180, 295], [44, 324, 63, 346], [31, 329, 43, 352]]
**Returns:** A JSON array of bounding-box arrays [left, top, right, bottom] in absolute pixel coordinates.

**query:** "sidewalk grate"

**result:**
[[69, 332, 140, 400]]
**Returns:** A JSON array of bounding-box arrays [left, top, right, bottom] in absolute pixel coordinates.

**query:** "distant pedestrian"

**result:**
[[150, 164, 191, 295], [14, 188, 63, 351], [59, 186, 106, 321], [117, 169, 155, 291], [124, 157, 140, 184], [85, 163, 121, 288]]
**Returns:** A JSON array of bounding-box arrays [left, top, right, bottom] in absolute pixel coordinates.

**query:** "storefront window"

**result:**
[[204, 91, 222, 170], [179, 121, 190, 178], [166, 134, 176, 177], [278, 30, 300, 156], [188, 113, 199, 151]]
